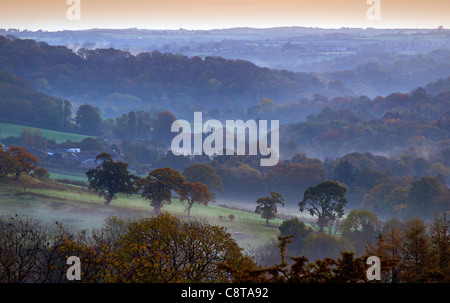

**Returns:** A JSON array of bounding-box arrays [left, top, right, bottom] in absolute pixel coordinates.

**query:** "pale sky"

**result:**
[[0, 0, 449, 31]]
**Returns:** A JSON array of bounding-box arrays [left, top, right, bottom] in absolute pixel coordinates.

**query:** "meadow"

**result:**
[[0, 176, 285, 251], [0, 122, 93, 143]]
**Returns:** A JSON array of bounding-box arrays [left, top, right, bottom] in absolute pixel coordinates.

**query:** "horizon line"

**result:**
[[2, 25, 448, 33]]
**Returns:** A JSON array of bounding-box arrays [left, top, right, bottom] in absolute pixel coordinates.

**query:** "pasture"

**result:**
[[0, 177, 285, 251], [0, 122, 93, 143]]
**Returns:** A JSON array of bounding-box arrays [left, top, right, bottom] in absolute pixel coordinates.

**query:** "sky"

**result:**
[[0, 0, 449, 31]]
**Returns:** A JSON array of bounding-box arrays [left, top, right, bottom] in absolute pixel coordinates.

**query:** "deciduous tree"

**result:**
[[279, 217, 313, 255], [7, 146, 40, 181], [255, 192, 285, 226], [86, 153, 138, 206], [75, 104, 103, 136], [299, 180, 348, 232], [138, 167, 185, 214], [340, 209, 380, 256], [183, 163, 223, 200], [179, 181, 211, 217]]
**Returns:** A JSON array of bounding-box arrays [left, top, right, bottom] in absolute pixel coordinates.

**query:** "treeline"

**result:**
[[0, 144, 48, 181], [0, 211, 448, 283], [1, 66, 449, 161], [1, 35, 449, 122], [2, 124, 449, 220], [1, 147, 448, 283], [256, 211, 450, 283], [6, 128, 449, 221], [0, 213, 252, 283], [151, 150, 449, 220], [0, 70, 73, 131], [278, 89, 449, 158], [249, 77, 450, 124], [320, 49, 450, 96], [0, 35, 337, 118]]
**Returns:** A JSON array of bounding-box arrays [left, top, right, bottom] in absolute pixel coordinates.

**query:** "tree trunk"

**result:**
[[104, 194, 114, 206], [153, 202, 161, 215], [266, 218, 269, 226], [187, 200, 193, 217], [318, 216, 325, 232]]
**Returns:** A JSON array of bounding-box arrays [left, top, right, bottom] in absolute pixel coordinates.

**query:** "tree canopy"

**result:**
[[255, 192, 285, 226], [85, 152, 138, 206], [138, 167, 186, 214], [179, 181, 211, 217], [299, 180, 348, 232]]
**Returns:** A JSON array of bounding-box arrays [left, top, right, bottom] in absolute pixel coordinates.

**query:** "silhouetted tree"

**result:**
[[138, 167, 185, 214], [152, 111, 177, 145], [86, 153, 138, 206], [75, 104, 103, 136], [279, 217, 313, 254], [299, 180, 348, 232], [255, 192, 285, 226]]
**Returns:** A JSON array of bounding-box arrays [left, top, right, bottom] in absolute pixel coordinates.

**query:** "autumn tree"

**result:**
[[183, 163, 223, 200], [221, 235, 367, 283], [366, 218, 404, 283], [7, 146, 40, 181], [299, 180, 348, 232], [32, 167, 50, 180], [138, 167, 185, 214], [120, 213, 255, 282], [179, 181, 211, 217], [86, 153, 138, 206], [60, 213, 256, 283], [430, 212, 450, 281], [401, 217, 431, 282], [255, 192, 285, 226]]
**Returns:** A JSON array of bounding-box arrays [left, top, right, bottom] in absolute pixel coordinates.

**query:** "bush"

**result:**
[[303, 233, 354, 261], [60, 213, 256, 282], [0, 215, 69, 283], [31, 167, 50, 180]]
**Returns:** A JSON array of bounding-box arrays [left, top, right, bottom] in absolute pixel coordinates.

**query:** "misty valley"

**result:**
[[0, 27, 449, 284]]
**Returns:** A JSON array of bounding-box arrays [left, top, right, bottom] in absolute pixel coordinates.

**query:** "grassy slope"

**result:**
[[0, 176, 283, 251], [48, 171, 88, 182], [0, 122, 92, 143]]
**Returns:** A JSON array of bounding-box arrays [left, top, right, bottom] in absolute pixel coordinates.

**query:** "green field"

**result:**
[[0, 122, 93, 143], [0, 178, 285, 251], [48, 171, 88, 182]]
